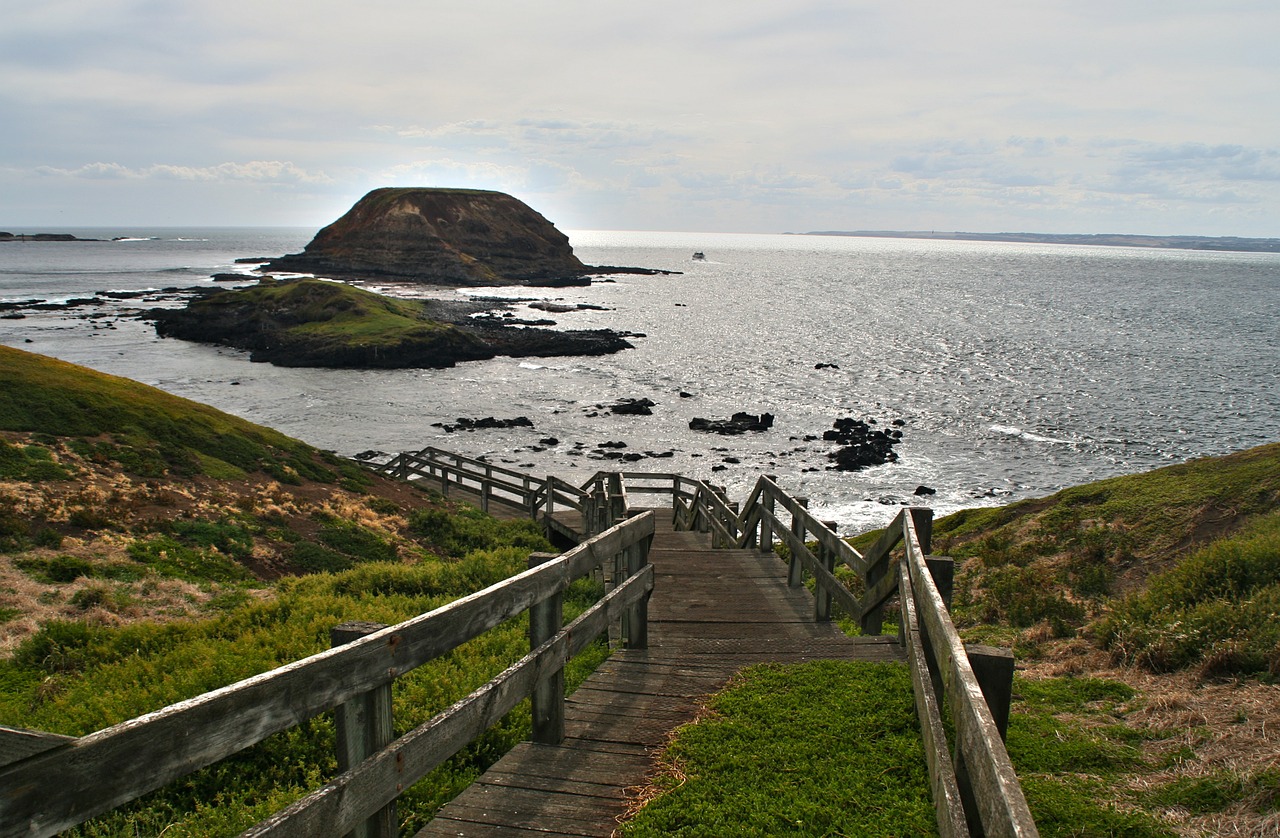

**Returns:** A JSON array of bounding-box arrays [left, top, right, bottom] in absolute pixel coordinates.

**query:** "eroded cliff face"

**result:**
[[266, 188, 587, 285]]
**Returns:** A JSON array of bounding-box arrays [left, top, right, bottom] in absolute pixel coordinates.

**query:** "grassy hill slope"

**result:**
[[0, 346, 600, 835], [847, 442, 1280, 836]]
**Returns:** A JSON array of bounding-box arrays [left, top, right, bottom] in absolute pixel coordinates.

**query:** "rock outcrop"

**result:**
[[265, 188, 589, 286], [148, 278, 633, 369]]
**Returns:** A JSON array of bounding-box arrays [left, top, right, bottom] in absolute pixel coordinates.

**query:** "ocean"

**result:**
[[2, 227, 1277, 533]]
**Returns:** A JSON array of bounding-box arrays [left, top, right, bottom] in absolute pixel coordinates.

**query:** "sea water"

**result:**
[[1, 228, 1277, 533]]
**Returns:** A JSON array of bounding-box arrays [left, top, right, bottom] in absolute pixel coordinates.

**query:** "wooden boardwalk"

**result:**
[[416, 511, 903, 837]]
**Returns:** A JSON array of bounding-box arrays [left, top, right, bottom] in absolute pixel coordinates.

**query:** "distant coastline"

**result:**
[[801, 230, 1280, 254]]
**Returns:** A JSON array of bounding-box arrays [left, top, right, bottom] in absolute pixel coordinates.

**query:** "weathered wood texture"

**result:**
[[416, 512, 903, 837]]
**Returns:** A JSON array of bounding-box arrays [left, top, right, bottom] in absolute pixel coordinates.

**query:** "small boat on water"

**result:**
[[691, 252, 706, 261]]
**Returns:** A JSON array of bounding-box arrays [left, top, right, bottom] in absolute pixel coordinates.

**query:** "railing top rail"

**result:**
[[410, 447, 548, 487], [901, 513, 1037, 836]]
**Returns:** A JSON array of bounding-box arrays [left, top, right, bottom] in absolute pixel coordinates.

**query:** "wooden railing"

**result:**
[[667, 472, 1038, 838], [0, 513, 656, 838], [362, 450, 1037, 835]]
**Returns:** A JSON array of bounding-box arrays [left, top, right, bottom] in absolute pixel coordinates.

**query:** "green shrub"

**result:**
[[16, 554, 94, 583], [290, 541, 351, 574], [164, 519, 255, 562], [961, 564, 1085, 632], [317, 519, 396, 563], [408, 507, 549, 558], [127, 536, 253, 584], [1095, 513, 1280, 676], [68, 507, 114, 530], [0, 440, 74, 480]]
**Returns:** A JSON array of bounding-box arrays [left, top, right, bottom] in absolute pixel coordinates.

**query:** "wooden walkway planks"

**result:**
[[416, 510, 903, 837]]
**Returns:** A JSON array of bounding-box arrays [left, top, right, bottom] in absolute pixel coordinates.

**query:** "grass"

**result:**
[[0, 345, 621, 834], [1093, 510, 1280, 676], [156, 278, 491, 366], [0, 344, 367, 485], [618, 660, 937, 837], [0, 542, 608, 836]]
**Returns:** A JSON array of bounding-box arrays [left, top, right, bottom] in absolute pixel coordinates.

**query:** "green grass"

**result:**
[[618, 660, 937, 837], [1093, 511, 1280, 676], [0, 537, 607, 836], [173, 278, 487, 360], [845, 442, 1280, 679], [1006, 677, 1175, 838], [0, 345, 367, 484]]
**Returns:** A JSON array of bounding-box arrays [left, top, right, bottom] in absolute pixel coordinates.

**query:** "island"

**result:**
[[264, 187, 668, 285], [0, 232, 101, 242], [148, 277, 634, 368]]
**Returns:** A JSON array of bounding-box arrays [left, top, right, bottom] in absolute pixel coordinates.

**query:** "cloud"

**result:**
[[34, 161, 334, 184]]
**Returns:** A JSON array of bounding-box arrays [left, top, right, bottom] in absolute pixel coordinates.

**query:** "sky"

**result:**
[[2, 1, 1278, 236]]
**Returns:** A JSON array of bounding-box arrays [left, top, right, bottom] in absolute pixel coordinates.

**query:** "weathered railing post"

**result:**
[[925, 556, 955, 609], [787, 498, 809, 588], [910, 506, 934, 555], [954, 643, 1017, 835], [438, 464, 449, 497], [330, 622, 396, 838], [758, 478, 777, 554], [527, 552, 565, 745], [814, 519, 837, 622], [609, 472, 627, 522], [621, 539, 651, 649]]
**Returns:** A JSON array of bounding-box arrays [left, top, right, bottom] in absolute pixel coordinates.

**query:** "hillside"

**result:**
[[848, 442, 1280, 837], [0, 345, 598, 834], [0, 344, 553, 651], [4, 345, 1277, 835]]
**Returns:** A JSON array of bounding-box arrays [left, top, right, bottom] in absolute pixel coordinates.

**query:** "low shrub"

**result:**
[[1095, 513, 1280, 676]]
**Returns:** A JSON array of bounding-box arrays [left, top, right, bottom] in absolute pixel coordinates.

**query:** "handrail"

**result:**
[[662, 471, 1038, 837], [361, 450, 1038, 836], [1, 513, 656, 838]]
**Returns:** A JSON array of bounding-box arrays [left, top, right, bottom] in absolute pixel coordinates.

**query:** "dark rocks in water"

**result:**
[[678, 391, 694, 398], [610, 398, 655, 416], [585, 265, 681, 277], [914, 485, 937, 496], [825, 417, 902, 471], [211, 273, 252, 282], [528, 301, 612, 313], [814, 362, 840, 369], [433, 416, 534, 433], [32, 298, 102, 311], [689, 412, 775, 435], [539, 437, 560, 446], [354, 449, 388, 461], [234, 257, 271, 264]]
